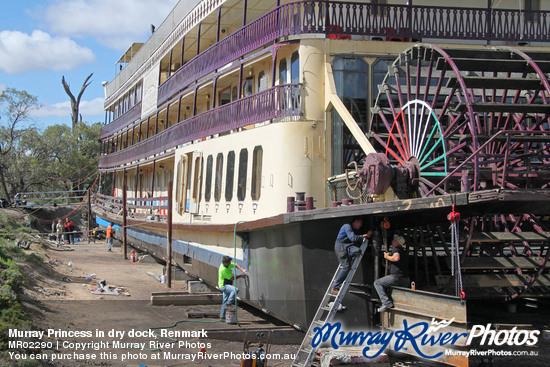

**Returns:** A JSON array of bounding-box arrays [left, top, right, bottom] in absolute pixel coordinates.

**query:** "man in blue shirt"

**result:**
[[332, 217, 373, 293]]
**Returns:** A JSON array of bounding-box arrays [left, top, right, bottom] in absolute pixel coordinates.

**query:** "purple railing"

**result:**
[[101, 102, 142, 139], [157, 1, 550, 105], [99, 84, 301, 168], [95, 193, 168, 220]]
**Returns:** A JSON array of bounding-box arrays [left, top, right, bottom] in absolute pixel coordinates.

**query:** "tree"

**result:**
[[61, 73, 93, 132], [0, 88, 38, 203]]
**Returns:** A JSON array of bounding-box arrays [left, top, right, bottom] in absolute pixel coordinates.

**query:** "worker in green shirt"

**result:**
[[219, 256, 248, 319]]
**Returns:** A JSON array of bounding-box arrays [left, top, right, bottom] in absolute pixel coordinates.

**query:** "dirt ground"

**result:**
[[15, 239, 299, 367]]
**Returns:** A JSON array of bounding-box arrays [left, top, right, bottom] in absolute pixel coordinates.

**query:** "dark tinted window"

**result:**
[[204, 155, 213, 201], [214, 153, 223, 202], [225, 151, 235, 201], [251, 146, 263, 200], [237, 149, 248, 201]]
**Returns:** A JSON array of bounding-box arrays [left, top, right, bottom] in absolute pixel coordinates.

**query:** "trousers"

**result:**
[[333, 241, 361, 289], [374, 274, 405, 307], [220, 285, 237, 319]]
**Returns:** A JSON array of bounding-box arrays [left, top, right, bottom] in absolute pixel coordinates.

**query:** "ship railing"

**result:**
[[99, 83, 302, 169], [95, 193, 169, 221], [13, 190, 88, 207], [101, 102, 142, 139], [155, 1, 550, 106]]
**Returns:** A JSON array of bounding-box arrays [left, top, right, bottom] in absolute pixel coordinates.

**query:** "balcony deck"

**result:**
[[99, 84, 301, 169]]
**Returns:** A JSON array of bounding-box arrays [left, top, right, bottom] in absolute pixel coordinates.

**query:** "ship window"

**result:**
[[237, 149, 248, 201], [159, 53, 170, 84], [219, 87, 231, 106], [204, 155, 213, 201], [157, 109, 167, 133], [170, 42, 183, 74], [525, 0, 540, 21], [214, 153, 223, 202], [225, 151, 235, 201], [232, 86, 238, 101], [243, 80, 253, 97], [291, 51, 299, 84], [192, 156, 202, 208], [251, 146, 263, 200], [136, 83, 142, 103], [279, 58, 287, 84], [332, 56, 369, 175], [167, 101, 179, 128], [371, 58, 393, 131], [129, 88, 135, 107], [257, 71, 267, 92], [176, 157, 186, 214], [179, 96, 189, 123], [148, 115, 156, 137]]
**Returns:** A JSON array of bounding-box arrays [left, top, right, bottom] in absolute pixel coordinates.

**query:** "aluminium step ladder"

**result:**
[[291, 238, 370, 367]]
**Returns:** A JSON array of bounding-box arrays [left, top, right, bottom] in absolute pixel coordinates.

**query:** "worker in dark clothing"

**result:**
[[332, 217, 373, 293], [374, 234, 409, 312]]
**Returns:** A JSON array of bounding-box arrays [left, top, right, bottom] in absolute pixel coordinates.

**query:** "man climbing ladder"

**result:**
[[292, 231, 373, 367]]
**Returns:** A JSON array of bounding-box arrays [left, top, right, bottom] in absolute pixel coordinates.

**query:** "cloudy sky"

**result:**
[[0, 0, 179, 128]]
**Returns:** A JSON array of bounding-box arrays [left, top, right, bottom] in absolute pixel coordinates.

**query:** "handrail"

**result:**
[[14, 190, 88, 207], [99, 83, 301, 168], [101, 102, 142, 139], [425, 130, 549, 196], [156, 1, 550, 106], [95, 193, 169, 219]]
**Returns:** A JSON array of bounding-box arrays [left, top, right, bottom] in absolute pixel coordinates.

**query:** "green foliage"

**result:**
[[0, 88, 101, 198], [0, 305, 32, 352]]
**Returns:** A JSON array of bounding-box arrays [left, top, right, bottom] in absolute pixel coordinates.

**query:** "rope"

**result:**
[[9, 173, 100, 223], [50, 167, 98, 185], [49, 158, 99, 181]]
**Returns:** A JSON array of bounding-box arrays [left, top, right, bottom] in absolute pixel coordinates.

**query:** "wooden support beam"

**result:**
[[166, 180, 173, 288], [122, 177, 127, 260], [151, 292, 222, 306]]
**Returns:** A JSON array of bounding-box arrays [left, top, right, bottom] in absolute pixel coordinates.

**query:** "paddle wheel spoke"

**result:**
[[369, 44, 550, 301]]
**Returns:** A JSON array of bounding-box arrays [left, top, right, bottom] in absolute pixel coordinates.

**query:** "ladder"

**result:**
[[291, 238, 369, 367]]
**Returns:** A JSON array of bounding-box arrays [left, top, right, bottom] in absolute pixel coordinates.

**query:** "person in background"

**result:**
[[374, 234, 409, 312], [332, 217, 373, 294], [218, 256, 248, 319], [56, 220, 64, 246], [106, 223, 114, 252], [66, 218, 75, 244], [64, 218, 70, 244]]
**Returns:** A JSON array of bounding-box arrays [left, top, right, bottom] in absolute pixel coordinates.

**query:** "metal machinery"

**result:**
[[347, 44, 550, 301]]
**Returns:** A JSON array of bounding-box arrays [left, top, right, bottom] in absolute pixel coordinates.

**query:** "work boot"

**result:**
[[377, 303, 394, 313]]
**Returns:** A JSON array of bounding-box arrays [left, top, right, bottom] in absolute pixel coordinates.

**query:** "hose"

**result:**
[[233, 220, 247, 327]]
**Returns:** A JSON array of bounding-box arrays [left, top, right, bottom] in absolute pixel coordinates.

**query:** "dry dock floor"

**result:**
[[20, 240, 299, 366]]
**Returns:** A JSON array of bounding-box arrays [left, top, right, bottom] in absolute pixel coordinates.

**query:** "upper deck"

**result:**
[[105, 0, 550, 105], [99, 0, 550, 171]]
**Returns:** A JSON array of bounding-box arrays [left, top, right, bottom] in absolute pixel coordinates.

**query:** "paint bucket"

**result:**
[[225, 308, 237, 324]]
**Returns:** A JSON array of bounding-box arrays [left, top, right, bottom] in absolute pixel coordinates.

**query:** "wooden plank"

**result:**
[[436, 57, 550, 73], [455, 102, 550, 114], [436, 274, 550, 288], [447, 76, 545, 90], [150, 292, 222, 306], [382, 287, 468, 367], [468, 232, 550, 243], [460, 256, 545, 270]]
